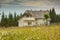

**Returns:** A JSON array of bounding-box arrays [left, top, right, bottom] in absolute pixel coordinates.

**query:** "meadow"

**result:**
[[0, 25, 60, 40]]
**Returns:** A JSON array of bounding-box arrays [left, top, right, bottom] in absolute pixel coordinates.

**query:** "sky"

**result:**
[[0, 0, 60, 16]]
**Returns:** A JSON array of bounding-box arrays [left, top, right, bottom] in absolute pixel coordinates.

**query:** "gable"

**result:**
[[23, 12, 33, 17]]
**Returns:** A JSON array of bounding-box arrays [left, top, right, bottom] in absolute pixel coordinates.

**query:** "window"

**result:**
[[28, 22, 32, 26], [26, 15, 29, 17], [26, 15, 32, 17]]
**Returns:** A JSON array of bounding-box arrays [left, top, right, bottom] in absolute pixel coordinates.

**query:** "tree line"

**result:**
[[0, 12, 22, 27], [49, 8, 60, 24]]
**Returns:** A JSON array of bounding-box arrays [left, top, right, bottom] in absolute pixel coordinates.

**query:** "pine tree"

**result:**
[[1, 12, 5, 27], [52, 8, 56, 22], [4, 16, 8, 27], [14, 12, 17, 26], [56, 15, 60, 23], [49, 8, 56, 23], [8, 12, 13, 26], [49, 9, 52, 23]]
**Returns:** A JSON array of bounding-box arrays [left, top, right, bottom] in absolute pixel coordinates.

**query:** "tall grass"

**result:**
[[0, 26, 60, 40]]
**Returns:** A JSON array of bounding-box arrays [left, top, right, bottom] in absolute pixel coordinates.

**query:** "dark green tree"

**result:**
[[7, 12, 13, 26], [13, 12, 17, 26], [44, 14, 50, 25], [56, 15, 60, 23], [4, 16, 8, 27], [49, 8, 56, 23], [1, 12, 6, 27]]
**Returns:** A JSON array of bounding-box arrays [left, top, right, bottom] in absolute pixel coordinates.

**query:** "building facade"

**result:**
[[18, 10, 50, 27]]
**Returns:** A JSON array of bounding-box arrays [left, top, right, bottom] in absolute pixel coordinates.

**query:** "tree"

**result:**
[[13, 12, 17, 26], [4, 16, 8, 27], [1, 12, 7, 27], [7, 13, 13, 26], [0, 12, 23, 27], [52, 8, 56, 22], [49, 8, 56, 23], [44, 14, 50, 25], [56, 15, 60, 23]]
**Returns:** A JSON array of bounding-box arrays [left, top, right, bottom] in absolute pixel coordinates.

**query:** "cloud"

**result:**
[[19, 0, 56, 7], [0, 0, 60, 7], [21, 1, 48, 7], [0, 0, 13, 3]]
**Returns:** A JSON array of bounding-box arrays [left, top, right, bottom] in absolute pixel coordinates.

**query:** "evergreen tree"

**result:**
[[14, 12, 17, 26], [4, 16, 8, 27], [7, 13, 13, 26], [49, 9, 52, 23], [1, 12, 5, 27], [56, 15, 60, 23], [52, 8, 56, 22], [49, 8, 56, 23]]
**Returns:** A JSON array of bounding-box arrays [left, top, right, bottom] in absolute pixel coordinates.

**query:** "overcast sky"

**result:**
[[0, 0, 60, 15]]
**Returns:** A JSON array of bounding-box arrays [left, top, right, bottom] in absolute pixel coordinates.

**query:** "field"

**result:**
[[0, 25, 60, 40]]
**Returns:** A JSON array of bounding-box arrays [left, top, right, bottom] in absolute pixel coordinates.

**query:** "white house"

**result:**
[[18, 10, 50, 27]]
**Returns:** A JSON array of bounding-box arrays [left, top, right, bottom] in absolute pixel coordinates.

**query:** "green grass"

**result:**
[[0, 25, 60, 40]]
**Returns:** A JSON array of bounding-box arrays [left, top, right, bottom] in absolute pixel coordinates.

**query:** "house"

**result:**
[[18, 10, 50, 27]]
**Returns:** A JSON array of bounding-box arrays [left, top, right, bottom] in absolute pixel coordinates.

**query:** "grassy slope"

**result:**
[[0, 25, 60, 40]]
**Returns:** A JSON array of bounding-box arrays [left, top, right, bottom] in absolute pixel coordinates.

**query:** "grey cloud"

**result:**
[[13, 0, 23, 3], [0, 0, 60, 6]]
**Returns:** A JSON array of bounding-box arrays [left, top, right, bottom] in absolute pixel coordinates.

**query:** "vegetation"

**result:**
[[49, 8, 57, 23], [0, 12, 22, 27], [44, 13, 50, 25], [0, 26, 59, 40], [13, 12, 17, 26], [1, 12, 6, 27]]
